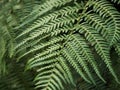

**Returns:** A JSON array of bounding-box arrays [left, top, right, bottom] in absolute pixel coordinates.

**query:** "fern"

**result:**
[[75, 23, 119, 82], [111, 0, 120, 4], [15, 0, 74, 29], [0, 61, 35, 90], [92, 0, 120, 45], [70, 34, 105, 82], [0, 37, 6, 74], [114, 42, 120, 56], [0, 0, 120, 90]]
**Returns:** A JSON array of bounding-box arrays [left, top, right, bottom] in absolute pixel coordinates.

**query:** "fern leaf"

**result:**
[[17, 35, 65, 61], [16, 5, 80, 39], [0, 37, 6, 74], [34, 63, 65, 90], [77, 23, 119, 83], [111, 0, 120, 4], [15, 13, 78, 50], [27, 52, 59, 69], [71, 34, 105, 82], [114, 42, 120, 56], [92, 0, 120, 45], [62, 48, 91, 83], [21, 44, 61, 62], [83, 13, 109, 41], [16, 0, 73, 29], [58, 56, 74, 85]]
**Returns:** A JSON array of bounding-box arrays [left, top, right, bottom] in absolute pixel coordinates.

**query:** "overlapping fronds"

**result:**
[[111, 0, 120, 4], [0, 0, 120, 90], [14, 0, 120, 89], [0, 62, 35, 90]]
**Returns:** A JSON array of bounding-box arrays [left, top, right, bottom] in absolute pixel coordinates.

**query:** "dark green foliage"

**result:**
[[0, 0, 120, 90]]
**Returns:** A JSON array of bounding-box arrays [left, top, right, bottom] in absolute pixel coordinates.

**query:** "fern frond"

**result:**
[[34, 62, 66, 90], [62, 48, 91, 83], [1, 0, 120, 90], [0, 37, 6, 74], [13, 0, 38, 21], [0, 21, 15, 58], [16, 5, 80, 39], [0, 62, 35, 90], [114, 42, 120, 56], [58, 56, 74, 85], [83, 13, 109, 41], [66, 41, 95, 84], [17, 35, 65, 61], [27, 52, 59, 69], [16, 34, 50, 54], [16, 0, 73, 29], [111, 0, 120, 4], [23, 44, 61, 62], [15, 13, 78, 50], [92, 0, 120, 45], [77, 23, 119, 83], [70, 34, 105, 82]]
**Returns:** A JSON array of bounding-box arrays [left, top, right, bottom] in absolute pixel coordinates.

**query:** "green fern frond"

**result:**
[[58, 56, 74, 85], [76, 23, 119, 83], [17, 35, 65, 61], [83, 13, 109, 41], [15, 13, 78, 50], [0, 37, 6, 74], [1, 0, 120, 90], [111, 0, 120, 4], [13, 0, 38, 21], [70, 34, 105, 82], [92, 0, 120, 45], [0, 62, 35, 90], [27, 52, 59, 69], [114, 42, 120, 56], [66, 41, 95, 84], [62, 48, 91, 83], [16, 34, 50, 54], [16, 0, 73, 29], [15, 5, 80, 39], [0, 21, 15, 58], [34, 62, 67, 90]]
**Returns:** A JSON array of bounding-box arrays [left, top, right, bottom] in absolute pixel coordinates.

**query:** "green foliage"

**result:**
[[0, 61, 35, 90], [0, 0, 120, 90]]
